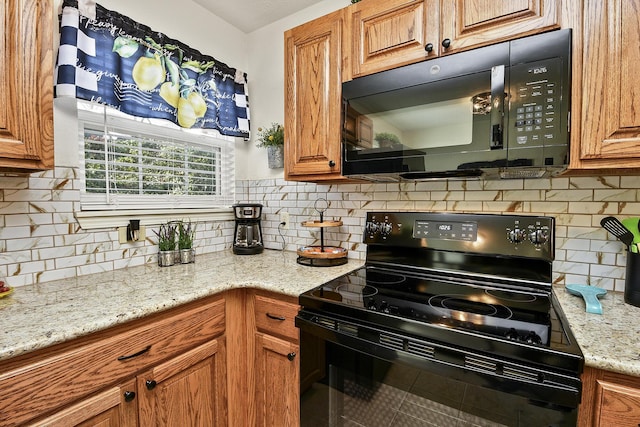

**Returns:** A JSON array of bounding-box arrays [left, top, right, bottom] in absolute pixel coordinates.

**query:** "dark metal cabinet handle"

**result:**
[[123, 391, 136, 402], [328, 160, 336, 167], [117, 345, 151, 361], [266, 312, 286, 321], [145, 379, 157, 390], [442, 38, 451, 49], [287, 352, 296, 361], [425, 43, 434, 52]]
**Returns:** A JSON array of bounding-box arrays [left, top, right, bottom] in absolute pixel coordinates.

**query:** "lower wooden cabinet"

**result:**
[[0, 295, 226, 427], [137, 339, 227, 426], [2, 289, 303, 427], [31, 380, 138, 427], [254, 333, 300, 427], [578, 366, 640, 426]]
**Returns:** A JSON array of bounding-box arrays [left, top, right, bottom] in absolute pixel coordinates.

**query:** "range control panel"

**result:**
[[364, 212, 554, 261]]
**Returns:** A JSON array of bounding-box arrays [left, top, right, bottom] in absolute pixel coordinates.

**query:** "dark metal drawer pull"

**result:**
[[117, 345, 152, 361], [266, 313, 286, 321]]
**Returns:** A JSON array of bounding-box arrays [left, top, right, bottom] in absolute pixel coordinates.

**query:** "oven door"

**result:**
[[297, 311, 580, 427]]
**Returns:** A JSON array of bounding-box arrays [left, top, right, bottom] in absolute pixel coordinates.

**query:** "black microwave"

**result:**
[[341, 29, 572, 181]]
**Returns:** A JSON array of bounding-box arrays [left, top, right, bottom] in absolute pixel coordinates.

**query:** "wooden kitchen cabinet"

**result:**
[[250, 290, 301, 427], [284, 9, 348, 182], [254, 333, 300, 427], [439, 0, 559, 55], [0, 295, 225, 426], [351, 0, 559, 78], [578, 366, 640, 426], [31, 380, 138, 427], [350, 0, 438, 78], [569, 0, 640, 171], [0, 0, 54, 171], [137, 339, 227, 426]]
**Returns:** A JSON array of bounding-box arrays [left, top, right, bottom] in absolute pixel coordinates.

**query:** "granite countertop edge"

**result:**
[[2, 249, 640, 379], [0, 249, 363, 361], [553, 284, 640, 377]]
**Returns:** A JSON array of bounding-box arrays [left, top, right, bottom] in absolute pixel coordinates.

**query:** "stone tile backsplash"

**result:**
[[0, 167, 639, 292]]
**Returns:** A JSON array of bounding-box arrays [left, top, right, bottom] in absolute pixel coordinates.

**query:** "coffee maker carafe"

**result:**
[[233, 203, 264, 255]]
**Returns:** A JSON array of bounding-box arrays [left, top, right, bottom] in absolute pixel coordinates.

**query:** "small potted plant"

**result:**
[[256, 122, 284, 169], [155, 222, 177, 267], [178, 220, 196, 264]]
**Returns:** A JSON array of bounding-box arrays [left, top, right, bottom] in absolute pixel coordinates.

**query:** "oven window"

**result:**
[[301, 340, 577, 427]]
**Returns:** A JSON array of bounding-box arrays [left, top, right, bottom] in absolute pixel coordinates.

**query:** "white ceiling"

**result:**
[[193, 0, 325, 33]]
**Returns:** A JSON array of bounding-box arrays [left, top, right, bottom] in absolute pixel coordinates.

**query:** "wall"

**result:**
[[0, 0, 636, 293], [246, 175, 640, 293]]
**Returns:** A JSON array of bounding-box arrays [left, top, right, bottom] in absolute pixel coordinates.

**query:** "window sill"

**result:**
[[75, 208, 234, 230]]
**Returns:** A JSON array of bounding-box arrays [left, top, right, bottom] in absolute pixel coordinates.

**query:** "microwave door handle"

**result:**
[[490, 65, 505, 149]]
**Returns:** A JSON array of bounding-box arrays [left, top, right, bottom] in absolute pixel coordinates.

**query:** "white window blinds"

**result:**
[[78, 102, 235, 210]]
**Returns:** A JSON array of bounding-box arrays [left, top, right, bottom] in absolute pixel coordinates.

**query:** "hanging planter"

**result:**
[[267, 145, 284, 169], [256, 123, 284, 169]]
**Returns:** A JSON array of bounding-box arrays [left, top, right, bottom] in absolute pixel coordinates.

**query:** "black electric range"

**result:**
[[297, 212, 584, 412]]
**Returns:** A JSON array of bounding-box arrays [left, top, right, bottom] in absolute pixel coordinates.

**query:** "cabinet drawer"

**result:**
[[0, 296, 225, 427], [254, 294, 299, 341]]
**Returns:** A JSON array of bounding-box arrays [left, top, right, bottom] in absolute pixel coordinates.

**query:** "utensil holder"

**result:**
[[624, 251, 640, 307]]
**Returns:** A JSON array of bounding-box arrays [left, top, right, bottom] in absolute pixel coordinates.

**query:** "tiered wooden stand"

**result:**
[[297, 200, 348, 267]]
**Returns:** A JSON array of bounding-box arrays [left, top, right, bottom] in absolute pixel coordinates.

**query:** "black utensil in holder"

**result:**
[[625, 251, 640, 307]]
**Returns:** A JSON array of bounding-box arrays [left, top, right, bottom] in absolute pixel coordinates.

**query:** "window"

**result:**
[[78, 102, 235, 210]]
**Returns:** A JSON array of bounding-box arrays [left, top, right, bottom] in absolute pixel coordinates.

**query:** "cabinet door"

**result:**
[[573, 0, 640, 169], [29, 380, 138, 427], [597, 381, 640, 426], [0, 0, 54, 171], [440, 0, 559, 53], [254, 332, 300, 427], [350, 0, 440, 78], [284, 10, 345, 181], [137, 339, 227, 427]]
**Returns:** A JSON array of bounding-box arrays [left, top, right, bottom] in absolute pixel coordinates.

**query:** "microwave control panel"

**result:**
[[511, 57, 566, 146]]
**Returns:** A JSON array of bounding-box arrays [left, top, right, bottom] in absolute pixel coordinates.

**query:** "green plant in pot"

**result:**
[[374, 132, 401, 148], [155, 222, 177, 267], [256, 122, 284, 169], [178, 220, 196, 264]]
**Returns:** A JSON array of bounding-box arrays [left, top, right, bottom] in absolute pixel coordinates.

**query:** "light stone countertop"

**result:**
[[554, 284, 640, 377], [2, 249, 639, 379], [0, 249, 363, 361]]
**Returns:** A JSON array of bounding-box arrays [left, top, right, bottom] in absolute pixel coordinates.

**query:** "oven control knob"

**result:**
[[366, 299, 377, 311], [505, 328, 519, 341], [529, 229, 548, 245], [507, 228, 526, 244], [524, 332, 542, 345]]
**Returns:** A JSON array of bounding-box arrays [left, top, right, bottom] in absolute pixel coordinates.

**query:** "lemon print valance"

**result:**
[[55, 0, 250, 138]]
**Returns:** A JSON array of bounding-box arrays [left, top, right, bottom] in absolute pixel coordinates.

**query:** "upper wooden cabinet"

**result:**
[[0, 0, 54, 171], [569, 0, 640, 170], [351, 0, 559, 78], [440, 0, 559, 53], [350, 0, 438, 78], [284, 9, 346, 182]]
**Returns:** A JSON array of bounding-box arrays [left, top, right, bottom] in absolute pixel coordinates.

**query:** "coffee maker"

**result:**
[[232, 203, 264, 255]]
